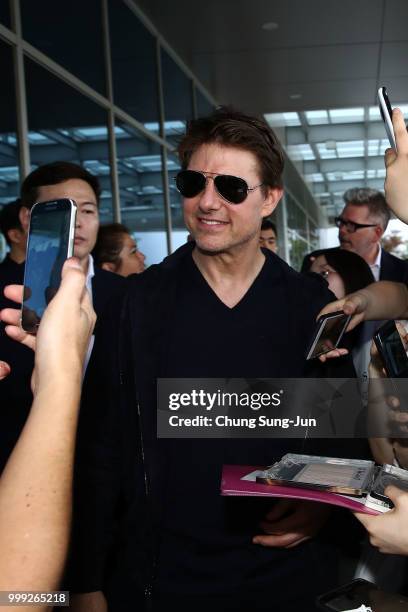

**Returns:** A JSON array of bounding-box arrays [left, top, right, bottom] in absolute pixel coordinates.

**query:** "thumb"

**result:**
[[384, 485, 406, 507], [384, 148, 397, 167], [58, 258, 86, 299], [342, 295, 362, 315]]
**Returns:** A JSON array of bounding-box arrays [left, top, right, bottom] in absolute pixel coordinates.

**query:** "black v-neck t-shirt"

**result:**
[[155, 253, 338, 602]]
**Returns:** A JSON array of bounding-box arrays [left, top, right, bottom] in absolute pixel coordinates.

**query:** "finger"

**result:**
[[4, 324, 36, 351], [1, 307, 21, 326], [392, 108, 408, 154], [318, 347, 349, 362], [58, 258, 86, 298], [253, 532, 310, 547], [389, 409, 408, 423], [387, 395, 401, 409], [384, 484, 407, 506], [284, 536, 311, 549], [0, 361, 11, 381], [3, 284, 24, 304], [384, 147, 397, 167]]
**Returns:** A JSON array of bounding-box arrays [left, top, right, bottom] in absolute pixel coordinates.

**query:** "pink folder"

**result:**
[[221, 465, 379, 515]]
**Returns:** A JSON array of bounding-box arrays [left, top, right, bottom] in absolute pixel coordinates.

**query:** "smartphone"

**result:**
[[374, 320, 408, 378], [317, 578, 408, 611], [21, 198, 77, 333], [378, 86, 397, 150], [306, 311, 351, 360]]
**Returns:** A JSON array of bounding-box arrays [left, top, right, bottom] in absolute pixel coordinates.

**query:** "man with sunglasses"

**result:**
[[70, 108, 350, 612], [336, 187, 408, 283]]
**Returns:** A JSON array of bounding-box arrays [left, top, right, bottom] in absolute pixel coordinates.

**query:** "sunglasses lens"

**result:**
[[176, 170, 206, 198], [215, 175, 248, 204]]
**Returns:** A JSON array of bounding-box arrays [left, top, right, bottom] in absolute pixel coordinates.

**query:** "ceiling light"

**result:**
[[262, 22, 279, 31], [289, 93, 302, 100]]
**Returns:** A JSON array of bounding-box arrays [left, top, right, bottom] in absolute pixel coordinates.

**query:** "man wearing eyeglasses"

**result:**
[[70, 108, 352, 612], [335, 187, 408, 283]]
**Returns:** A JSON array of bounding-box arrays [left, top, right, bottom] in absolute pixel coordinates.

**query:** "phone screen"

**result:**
[[307, 312, 351, 360], [375, 321, 408, 378], [22, 199, 76, 333], [318, 579, 408, 611], [381, 326, 408, 377]]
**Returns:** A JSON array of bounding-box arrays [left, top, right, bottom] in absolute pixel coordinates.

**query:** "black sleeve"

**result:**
[[66, 293, 126, 593]]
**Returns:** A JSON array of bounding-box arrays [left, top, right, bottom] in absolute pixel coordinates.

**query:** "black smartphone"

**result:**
[[317, 578, 408, 611], [21, 198, 77, 334], [378, 86, 397, 150], [306, 311, 351, 360], [374, 320, 408, 378]]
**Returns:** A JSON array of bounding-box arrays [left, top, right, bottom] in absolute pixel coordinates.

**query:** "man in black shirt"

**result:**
[[0, 165, 125, 474], [71, 109, 350, 612]]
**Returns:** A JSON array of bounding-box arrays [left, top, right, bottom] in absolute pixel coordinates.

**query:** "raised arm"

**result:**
[[0, 259, 95, 607], [384, 108, 408, 223], [318, 281, 408, 329]]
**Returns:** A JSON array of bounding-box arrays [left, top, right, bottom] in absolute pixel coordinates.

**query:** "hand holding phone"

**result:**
[[306, 311, 351, 360], [21, 199, 77, 334]]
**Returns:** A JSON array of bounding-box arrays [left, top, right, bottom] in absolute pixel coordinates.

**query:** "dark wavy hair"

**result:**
[[177, 107, 285, 192], [301, 247, 375, 294], [21, 161, 101, 209]]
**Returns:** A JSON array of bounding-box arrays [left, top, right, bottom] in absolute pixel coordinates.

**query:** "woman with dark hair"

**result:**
[[301, 247, 375, 299], [93, 223, 145, 277]]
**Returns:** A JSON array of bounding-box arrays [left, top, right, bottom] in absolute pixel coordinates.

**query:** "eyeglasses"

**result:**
[[334, 216, 378, 233], [175, 169, 263, 204]]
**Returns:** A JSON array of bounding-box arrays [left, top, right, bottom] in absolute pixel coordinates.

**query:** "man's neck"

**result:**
[[192, 242, 266, 308], [8, 247, 25, 265], [79, 254, 90, 276], [363, 243, 380, 266]]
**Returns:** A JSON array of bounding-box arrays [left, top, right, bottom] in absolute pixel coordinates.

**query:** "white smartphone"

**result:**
[[378, 86, 397, 150], [21, 198, 77, 334], [306, 311, 351, 360]]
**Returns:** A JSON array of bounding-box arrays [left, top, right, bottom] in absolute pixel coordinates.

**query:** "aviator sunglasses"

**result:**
[[175, 169, 263, 204]]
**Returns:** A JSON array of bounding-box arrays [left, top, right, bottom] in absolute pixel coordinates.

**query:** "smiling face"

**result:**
[[36, 178, 99, 266], [183, 143, 282, 257]]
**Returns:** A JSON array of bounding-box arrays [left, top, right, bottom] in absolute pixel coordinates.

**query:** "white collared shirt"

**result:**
[[83, 254, 95, 373], [369, 244, 382, 281]]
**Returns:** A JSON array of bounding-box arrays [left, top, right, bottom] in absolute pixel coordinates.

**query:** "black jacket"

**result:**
[[0, 263, 125, 472], [70, 242, 359, 602], [379, 248, 408, 282]]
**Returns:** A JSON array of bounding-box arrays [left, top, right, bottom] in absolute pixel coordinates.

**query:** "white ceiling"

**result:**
[[135, 0, 408, 217], [136, 0, 408, 113]]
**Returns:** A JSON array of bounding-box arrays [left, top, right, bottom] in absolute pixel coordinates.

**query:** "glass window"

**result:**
[[161, 48, 193, 146], [196, 89, 214, 118], [166, 152, 188, 249], [0, 39, 20, 216], [20, 0, 106, 94], [108, 0, 159, 127], [286, 194, 308, 271], [0, 1, 11, 28], [309, 221, 319, 251], [25, 58, 113, 224], [116, 121, 167, 265]]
